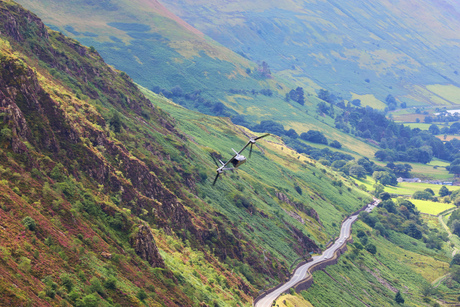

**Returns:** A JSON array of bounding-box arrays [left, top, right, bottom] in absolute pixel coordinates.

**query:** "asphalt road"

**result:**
[[255, 200, 379, 307]]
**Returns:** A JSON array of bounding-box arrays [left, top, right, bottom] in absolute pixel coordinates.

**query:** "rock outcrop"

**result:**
[[276, 192, 323, 226], [130, 225, 165, 268]]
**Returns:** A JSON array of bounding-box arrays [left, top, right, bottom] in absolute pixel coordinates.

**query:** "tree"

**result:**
[[295, 87, 305, 105], [316, 101, 330, 115], [412, 191, 433, 200], [258, 61, 271, 77], [429, 124, 440, 135], [300, 130, 328, 145], [379, 192, 391, 201], [439, 185, 450, 197], [372, 171, 397, 186], [330, 140, 342, 149], [451, 254, 460, 267], [385, 94, 396, 105], [357, 230, 366, 238], [452, 220, 460, 236], [170, 85, 183, 97], [395, 291, 405, 304], [285, 128, 298, 139], [318, 89, 331, 102], [110, 113, 122, 133], [21, 216, 36, 231], [404, 223, 422, 239], [137, 289, 148, 301], [331, 160, 347, 170], [0, 127, 12, 141], [373, 183, 385, 196], [349, 165, 366, 178], [351, 99, 361, 107], [366, 244, 377, 254], [253, 120, 285, 135]]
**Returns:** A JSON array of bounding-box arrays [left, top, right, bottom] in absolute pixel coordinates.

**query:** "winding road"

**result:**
[[255, 200, 379, 307]]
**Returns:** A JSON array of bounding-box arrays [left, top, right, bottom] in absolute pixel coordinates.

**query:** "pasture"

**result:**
[[410, 199, 455, 215]]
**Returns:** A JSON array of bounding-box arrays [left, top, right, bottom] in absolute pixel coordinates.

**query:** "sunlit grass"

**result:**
[[410, 199, 455, 215], [426, 85, 460, 105], [409, 162, 452, 180], [401, 123, 431, 130], [351, 92, 386, 109], [275, 293, 313, 307], [436, 135, 460, 142]]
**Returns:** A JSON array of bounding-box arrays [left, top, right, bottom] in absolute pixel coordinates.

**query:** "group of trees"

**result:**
[[448, 207, 460, 237], [151, 85, 233, 117], [411, 186, 452, 203], [228, 88, 273, 97], [325, 158, 402, 182], [384, 94, 405, 111], [286, 87, 305, 105], [361, 198, 447, 251], [300, 130, 328, 145], [423, 109, 460, 124], [313, 90, 460, 165]]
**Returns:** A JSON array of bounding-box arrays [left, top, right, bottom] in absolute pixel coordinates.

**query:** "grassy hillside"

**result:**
[[276, 217, 453, 306], [0, 2, 374, 305], [13, 0, 382, 162], [161, 0, 460, 107]]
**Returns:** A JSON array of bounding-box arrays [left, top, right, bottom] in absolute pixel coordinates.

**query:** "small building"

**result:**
[[397, 177, 421, 183]]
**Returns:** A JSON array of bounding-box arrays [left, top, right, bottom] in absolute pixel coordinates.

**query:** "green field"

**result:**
[[401, 122, 431, 130], [408, 161, 453, 180], [356, 176, 459, 196], [409, 199, 455, 215]]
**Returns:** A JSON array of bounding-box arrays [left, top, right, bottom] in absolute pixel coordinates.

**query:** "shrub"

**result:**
[[136, 289, 148, 301], [104, 276, 117, 289], [451, 254, 460, 267], [395, 291, 404, 304], [89, 277, 105, 296], [365, 244, 377, 254], [18, 256, 31, 273], [21, 216, 36, 231], [0, 127, 12, 140], [77, 294, 98, 307], [60, 273, 73, 292]]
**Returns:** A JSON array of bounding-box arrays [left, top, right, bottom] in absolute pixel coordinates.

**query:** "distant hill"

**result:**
[[160, 0, 460, 107], [13, 0, 273, 110], [14, 0, 382, 165]]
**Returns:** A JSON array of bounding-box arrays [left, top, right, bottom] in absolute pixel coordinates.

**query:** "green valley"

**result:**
[[1, 0, 460, 306]]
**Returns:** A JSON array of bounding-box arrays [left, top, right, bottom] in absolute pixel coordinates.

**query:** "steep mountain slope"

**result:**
[[13, 0, 271, 107], [160, 0, 460, 106], [1, 1, 457, 307], [12, 0, 384, 181], [0, 1, 374, 306]]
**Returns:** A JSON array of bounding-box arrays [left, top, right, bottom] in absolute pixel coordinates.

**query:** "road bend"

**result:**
[[255, 200, 379, 307]]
